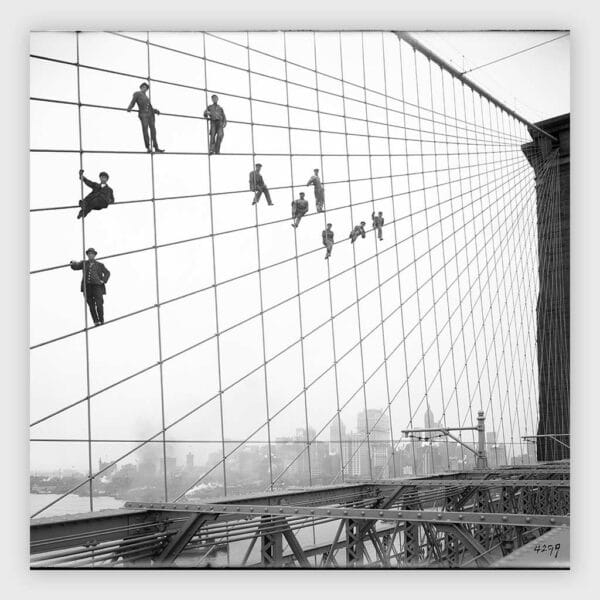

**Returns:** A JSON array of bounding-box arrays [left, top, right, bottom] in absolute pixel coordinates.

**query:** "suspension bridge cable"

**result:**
[[460, 33, 569, 76], [112, 30, 532, 145], [353, 148, 540, 476], [30, 32, 550, 518], [31, 156, 536, 517], [31, 158, 534, 429]]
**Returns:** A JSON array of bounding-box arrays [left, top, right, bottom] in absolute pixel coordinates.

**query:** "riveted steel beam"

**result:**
[[124, 501, 569, 528]]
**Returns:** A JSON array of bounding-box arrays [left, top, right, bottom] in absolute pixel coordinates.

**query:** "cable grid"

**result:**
[[29, 31, 561, 519]]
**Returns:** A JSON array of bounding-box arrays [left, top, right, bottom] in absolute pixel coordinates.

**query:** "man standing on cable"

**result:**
[[349, 221, 366, 244], [76, 169, 114, 219], [291, 192, 309, 228], [127, 82, 165, 153], [204, 94, 226, 155], [322, 223, 334, 259], [249, 163, 273, 206], [371, 210, 384, 241], [70, 248, 111, 327], [306, 168, 325, 213]]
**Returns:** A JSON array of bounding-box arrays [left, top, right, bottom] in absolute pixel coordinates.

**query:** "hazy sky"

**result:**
[[29, 31, 559, 510], [415, 31, 570, 122]]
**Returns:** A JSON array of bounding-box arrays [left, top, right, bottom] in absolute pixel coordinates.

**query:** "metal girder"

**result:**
[[164, 483, 382, 508], [155, 514, 215, 565], [376, 479, 569, 489], [30, 509, 163, 555], [249, 524, 400, 568], [435, 523, 493, 567], [124, 502, 569, 528], [260, 516, 283, 567], [281, 525, 311, 568], [345, 520, 364, 567]]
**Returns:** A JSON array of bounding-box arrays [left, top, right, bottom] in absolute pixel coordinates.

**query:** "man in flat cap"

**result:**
[[291, 192, 309, 228], [127, 82, 165, 153], [249, 163, 273, 206], [306, 168, 325, 213], [204, 94, 227, 155], [70, 248, 111, 326], [371, 210, 384, 241], [349, 222, 367, 244], [322, 223, 334, 259], [76, 169, 115, 219]]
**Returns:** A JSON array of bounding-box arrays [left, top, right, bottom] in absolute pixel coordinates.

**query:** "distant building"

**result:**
[[329, 420, 346, 455], [185, 452, 194, 470], [355, 409, 391, 478]]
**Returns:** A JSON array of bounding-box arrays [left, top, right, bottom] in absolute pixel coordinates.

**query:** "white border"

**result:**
[[3, 0, 597, 597]]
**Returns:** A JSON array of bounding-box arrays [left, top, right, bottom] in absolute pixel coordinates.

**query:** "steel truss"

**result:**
[[30, 462, 569, 568]]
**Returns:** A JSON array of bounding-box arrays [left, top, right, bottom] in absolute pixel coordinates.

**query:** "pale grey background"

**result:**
[[2, 0, 596, 596]]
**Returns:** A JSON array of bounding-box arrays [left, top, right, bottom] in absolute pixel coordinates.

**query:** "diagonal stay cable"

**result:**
[[31, 160, 532, 429]]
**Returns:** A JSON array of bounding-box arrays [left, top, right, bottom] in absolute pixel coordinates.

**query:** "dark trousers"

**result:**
[[78, 198, 106, 218], [375, 226, 383, 240], [139, 112, 158, 149], [324, 239, 333, 257], [84, 284, 104, 324], [208, 120, 224, 154], [252, 186, 273, 205], [314, 188, 325, 212], [293, 210, 307, 227]]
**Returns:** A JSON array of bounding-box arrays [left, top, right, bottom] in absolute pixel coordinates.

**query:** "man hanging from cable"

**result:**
[[291, 192, 309, 228], [349, 221, 366, 244], [203, 94, 227, 155], [249, 163, 273, 206], [322, 223, 334, 259], [70, 248, 111, 327], [306, 168, 325, 213], [76, 169, 115, 219], [127, 82, 165, 153], [371, 210, 384, 241]]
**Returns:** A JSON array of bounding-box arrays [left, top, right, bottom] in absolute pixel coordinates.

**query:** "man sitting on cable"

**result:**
[[76, 169, 115, 219]]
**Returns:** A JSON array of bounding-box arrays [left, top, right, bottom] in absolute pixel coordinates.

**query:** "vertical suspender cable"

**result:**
[[395, 37, 418, 475], [75, 32, 94, 511], [313, 32, 346, 480], [426, 58, 452, 471], [146, 33, 169, 501], [411, 47, 435, 474], [245, 33, 274, 491], [281, 32, 313, 487], [338, 32, 373, 479], [201, 32, 229, 497], [360, 32, 398, 479]]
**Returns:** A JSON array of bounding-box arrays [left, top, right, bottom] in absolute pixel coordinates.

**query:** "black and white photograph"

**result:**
[[28, 28, 570, 569]]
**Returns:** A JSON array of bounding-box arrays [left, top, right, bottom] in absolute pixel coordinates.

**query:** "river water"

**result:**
[[30, 493, 124, 518]]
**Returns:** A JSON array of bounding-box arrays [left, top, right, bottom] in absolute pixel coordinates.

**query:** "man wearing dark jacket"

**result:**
[[127, 82, 165, 153], [322, 223, 334, 259], [249, 163, 273, 206], [371, 211, 384, 241], [204, 94, 227, 155], [307, 168, 325, 213], [70, 248, 111, 326], [291, 192, 309, 228], [349, 222, 366, 243], [77, 170, 115, 219]]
